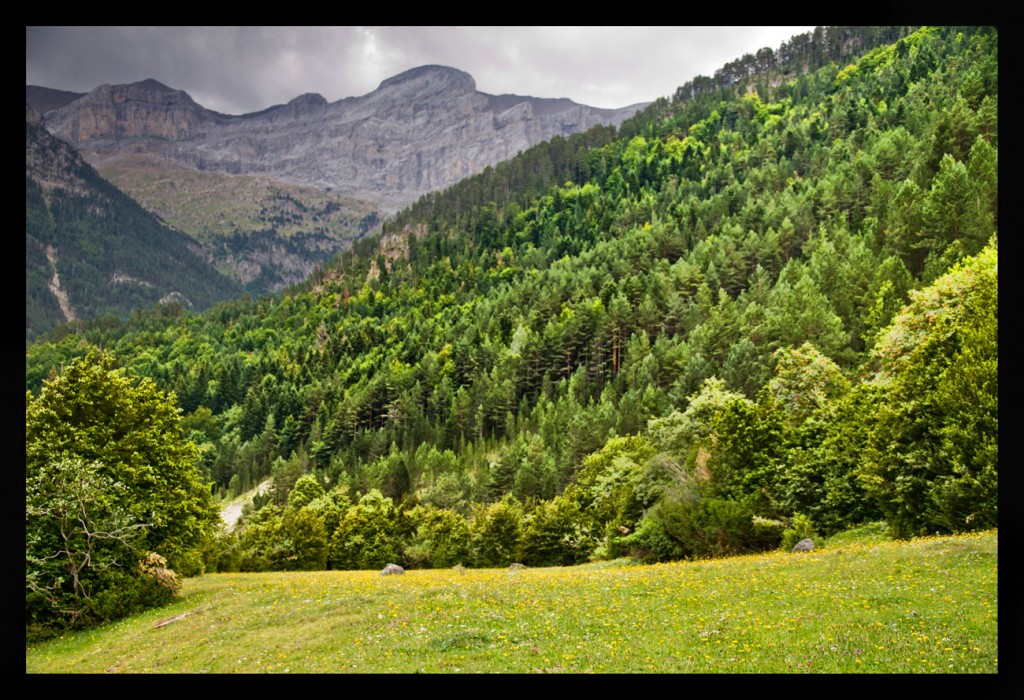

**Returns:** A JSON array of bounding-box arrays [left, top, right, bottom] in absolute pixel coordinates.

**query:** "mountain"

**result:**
[[26, 119, 247, 341], [35, 66, 647, 212]]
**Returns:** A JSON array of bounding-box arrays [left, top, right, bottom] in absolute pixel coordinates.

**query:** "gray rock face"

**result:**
[[41, 66, 648, 212], [381, 563, 405, 576], [791, 538, 815, 553]]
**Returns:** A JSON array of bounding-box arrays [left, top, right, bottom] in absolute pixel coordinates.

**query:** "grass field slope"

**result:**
[[26, 529, 997, 674]]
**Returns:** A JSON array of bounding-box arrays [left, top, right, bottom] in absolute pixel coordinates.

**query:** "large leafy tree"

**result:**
[[860, 242, 997, 536], [26, 350, 217, 632], [329, 489, 410, 570]]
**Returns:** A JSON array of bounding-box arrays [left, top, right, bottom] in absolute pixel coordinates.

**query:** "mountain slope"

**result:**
[[95, 155, 381, 295], [26, 120, 247, 341]]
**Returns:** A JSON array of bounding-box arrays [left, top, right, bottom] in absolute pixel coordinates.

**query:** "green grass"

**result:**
[[25, 529, 997, 673]]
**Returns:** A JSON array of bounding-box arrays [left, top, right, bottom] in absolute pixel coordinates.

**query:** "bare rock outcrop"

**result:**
[[40, 66, 648, 213]]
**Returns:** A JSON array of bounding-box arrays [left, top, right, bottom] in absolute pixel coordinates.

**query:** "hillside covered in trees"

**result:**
[[26, 121, 248, 342], [27, 26, 996, 595]]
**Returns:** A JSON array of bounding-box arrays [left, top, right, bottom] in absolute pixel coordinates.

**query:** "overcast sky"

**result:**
[[26, 27, 816, 115]]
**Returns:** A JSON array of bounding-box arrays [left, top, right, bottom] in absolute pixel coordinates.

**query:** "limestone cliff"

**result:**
[[39, 66, 647, 212]]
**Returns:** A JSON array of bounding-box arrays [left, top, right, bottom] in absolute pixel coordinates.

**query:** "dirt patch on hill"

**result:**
[[220, 480, 272, 529]]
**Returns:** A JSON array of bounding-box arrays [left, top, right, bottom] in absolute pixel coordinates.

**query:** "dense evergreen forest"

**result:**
[[27, 26, 997, 584]]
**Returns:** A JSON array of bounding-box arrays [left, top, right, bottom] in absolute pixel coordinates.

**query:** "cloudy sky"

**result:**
[[26, 27, 816, 115]]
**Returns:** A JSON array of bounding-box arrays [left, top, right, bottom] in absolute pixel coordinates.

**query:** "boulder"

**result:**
[[381, 563, 405, 576], [791, 538, 815, 553]]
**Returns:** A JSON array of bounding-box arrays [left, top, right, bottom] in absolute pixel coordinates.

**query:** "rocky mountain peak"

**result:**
[[45, 78, 209, 143], [377, 65, 476, 95], [288, 92, 328, 108], [125, 78, 177, 93]]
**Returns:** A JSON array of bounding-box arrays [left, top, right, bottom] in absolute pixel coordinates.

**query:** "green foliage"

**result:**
[[279, 508, 329, 570], [777, 382, 884, 535], [201, 528, 242, 574], [624, 495, 781, 563], [302, 487, 351, 553], [521, 495, 594, 566], [780, 513, 819, 551], [471, 495, 525, 567], [404, 505, 472, 569], [568, 435, 655, 558], [329, 490, 411, 570], [236, 501, 329, 571], [271, 449, 310, 506], [236, 505, 284, 571], [860, 243, 997, 537], [88, 560, 180, 628], [768, 342, 850, 425], [287, 473, 326, 511], [26, 351, 215, 634]]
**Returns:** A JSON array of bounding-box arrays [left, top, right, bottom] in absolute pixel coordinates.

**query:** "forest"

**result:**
[[26, 26, 997, 636]]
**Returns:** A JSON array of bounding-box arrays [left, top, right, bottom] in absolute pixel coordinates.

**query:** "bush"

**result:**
[[471, 495, 524, 567], [404, 505, 472, 569], [780, 513, 819, 551], [330, 490, 410, 570], [28, 552, 182, 638], [624, 495, 782, 563], [521, 496, 595, 567], [202, 529, 242, 573]]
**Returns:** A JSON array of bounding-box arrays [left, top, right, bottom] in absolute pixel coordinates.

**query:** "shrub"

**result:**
[[404, 505, 472, 569], [471, 495, 524, 567], [780, 513, 819, 551], [330, 490, 410, 570], [624, 495, 782, 563], [521, 496, 595, 567]]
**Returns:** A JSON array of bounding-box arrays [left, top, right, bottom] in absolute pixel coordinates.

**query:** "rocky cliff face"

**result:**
[[44, 79, 213, 142], [40, 66, 647, 212]]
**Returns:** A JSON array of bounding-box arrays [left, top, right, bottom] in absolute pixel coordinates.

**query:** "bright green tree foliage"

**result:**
[[521, 495, 594, 566], [768, 342, 850, 425], [404, 504, 472, 568], [287, 473, 326, 511], [471, 495, 525, 567], [860, 242, 997, 536], [329, 489, 410, 570], [26, 350, 216, 633]]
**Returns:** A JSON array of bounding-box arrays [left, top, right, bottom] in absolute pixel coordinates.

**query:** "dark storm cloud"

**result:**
[[26, 27, 814, 116]]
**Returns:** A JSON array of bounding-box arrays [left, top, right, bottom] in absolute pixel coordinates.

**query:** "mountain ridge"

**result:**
[[34, 64, 648, 212]]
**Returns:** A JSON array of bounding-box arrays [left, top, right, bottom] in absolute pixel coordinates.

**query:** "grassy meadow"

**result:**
[[26, 529, 997, 674]]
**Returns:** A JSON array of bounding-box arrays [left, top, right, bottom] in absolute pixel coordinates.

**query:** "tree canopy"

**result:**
[[26, 351, 217, 634]]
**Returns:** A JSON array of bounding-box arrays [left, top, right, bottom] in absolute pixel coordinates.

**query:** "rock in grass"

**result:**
[[381, 563, 405, 576], [791, 538, 815, 553]]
